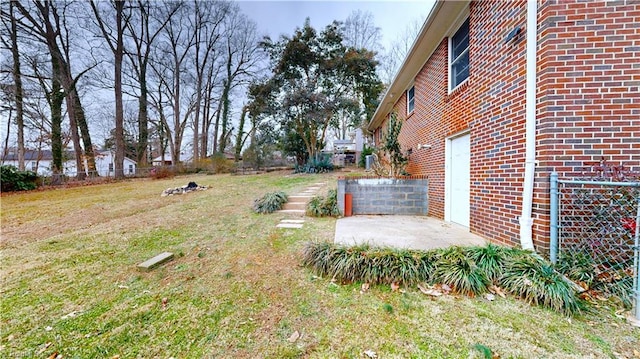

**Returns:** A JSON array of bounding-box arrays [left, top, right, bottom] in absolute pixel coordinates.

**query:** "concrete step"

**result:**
[[289, 195, 313, 201], [277, 223, 304, 229], [282, 202, 307, 210], [277, 209, 306, 216], [281, 219, 305, 224]]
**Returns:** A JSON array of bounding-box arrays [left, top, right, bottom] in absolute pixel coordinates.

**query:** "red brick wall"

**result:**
[[373, 0, 639, 252], [375, 0, 529, 246], [534, 0, 640, 251]]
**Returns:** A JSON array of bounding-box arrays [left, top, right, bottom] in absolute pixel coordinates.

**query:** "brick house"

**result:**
[[368, 0, 639, 253]]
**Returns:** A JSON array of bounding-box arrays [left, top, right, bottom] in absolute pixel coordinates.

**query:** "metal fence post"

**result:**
[[550, 172, 559, 264], [634, 196, 640, 322]]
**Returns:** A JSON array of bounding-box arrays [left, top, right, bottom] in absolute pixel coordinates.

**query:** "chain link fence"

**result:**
[[550, 162, 639, 320]]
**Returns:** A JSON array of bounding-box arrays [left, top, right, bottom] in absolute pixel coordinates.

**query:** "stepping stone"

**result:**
[[281, 219, 305, 224], [277, 223, 304, 229], [289, 195, 313, 199], [138, 252, 174, 271], [282, 202, 306, 210], [278, 209, 306, 214]]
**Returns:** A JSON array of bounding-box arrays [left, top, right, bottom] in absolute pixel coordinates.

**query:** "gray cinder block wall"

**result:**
[[337, 176, 428, 216]]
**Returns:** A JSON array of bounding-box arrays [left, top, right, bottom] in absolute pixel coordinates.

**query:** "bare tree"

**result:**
[[379, 18, 423, 86], [148, 1, 198, 165], [123, 0, 178, 166], [216, 5, 262, 154], [342, 10, 382, 51], [8, 0, 98, 178], [191, 0, 228, 161], [1, 1, 26, 170], [90, 0, 129, 178]]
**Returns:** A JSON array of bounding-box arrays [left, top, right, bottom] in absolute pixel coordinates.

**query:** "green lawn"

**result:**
[[1, 172, 638, 358]]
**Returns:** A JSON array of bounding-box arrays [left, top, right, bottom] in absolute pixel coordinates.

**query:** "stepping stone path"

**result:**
[[276, 182, 326, 229]]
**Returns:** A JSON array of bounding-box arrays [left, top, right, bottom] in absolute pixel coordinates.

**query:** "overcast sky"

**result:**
[[235, 0, 435, 50]]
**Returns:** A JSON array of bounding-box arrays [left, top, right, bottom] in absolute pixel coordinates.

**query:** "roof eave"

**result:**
[[368, 0, 470, 132]]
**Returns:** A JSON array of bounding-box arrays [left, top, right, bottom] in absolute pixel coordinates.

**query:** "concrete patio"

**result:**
[[334, 215, 486, 250]]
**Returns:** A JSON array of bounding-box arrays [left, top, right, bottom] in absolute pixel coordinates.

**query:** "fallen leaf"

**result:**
[[38, 342, 53, 354], [117, 285, 129, 289], [111, 356, 120, 359], [47, 352, 59, 359], [440, 284, 452, 293], [417, 283, 442, 297], [363, 349, 377, 358], [45, 326, 53, 332], [484, 293, 495, 301], [390, 282, 400, 292], [61, 311, 81, 320], [162, 297, 168, 310], [488, 285, 506, 298], [361, 283, 370, 293], [287, 330, 300, 343]]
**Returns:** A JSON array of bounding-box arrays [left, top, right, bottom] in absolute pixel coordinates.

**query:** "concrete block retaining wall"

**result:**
[[337, 176, 428, 216]]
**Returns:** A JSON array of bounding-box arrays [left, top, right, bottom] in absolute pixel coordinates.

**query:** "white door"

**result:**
[[448, 133, 470, 227]]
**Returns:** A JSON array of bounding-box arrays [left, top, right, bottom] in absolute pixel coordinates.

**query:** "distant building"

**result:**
[[1, 149, 136, 177]]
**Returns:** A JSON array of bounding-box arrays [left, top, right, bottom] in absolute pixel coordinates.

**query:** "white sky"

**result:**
[[235, 0, 435, 51], [1, 1, 436, 155]]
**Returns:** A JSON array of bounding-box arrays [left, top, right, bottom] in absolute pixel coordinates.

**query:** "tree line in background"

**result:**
[[0, 1, 419, 180]]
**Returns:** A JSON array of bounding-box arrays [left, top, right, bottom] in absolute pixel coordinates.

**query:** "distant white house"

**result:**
[[93, 150, 137, 177], [1, 149, 136, 177], [152, 151, 192, 166]]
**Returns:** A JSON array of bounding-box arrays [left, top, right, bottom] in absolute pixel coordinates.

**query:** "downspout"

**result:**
[[519, 0, 538, 251]]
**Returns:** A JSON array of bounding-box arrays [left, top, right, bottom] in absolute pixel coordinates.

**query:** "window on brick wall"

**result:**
[[449, 17, 469, 90], [407, 85, 415, 114]]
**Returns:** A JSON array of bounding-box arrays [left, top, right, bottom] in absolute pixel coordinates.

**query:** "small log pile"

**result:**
[[161, 182, 208, 197]]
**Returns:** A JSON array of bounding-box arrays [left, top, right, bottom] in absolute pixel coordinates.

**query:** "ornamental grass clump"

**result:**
[[306, 189, 340, 217], [467, 243, 509, 283], [433, 246, 489, 296], [302, 243, 434, 285], [302, 242, 585, 315], [500, 254, 583, 315], [302, 241, 341, 277], [253, 191, 288, 214], [554, 251, 596, 289]]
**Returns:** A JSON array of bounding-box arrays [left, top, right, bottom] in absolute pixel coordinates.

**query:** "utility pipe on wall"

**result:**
[[519, 0, 538, 251]]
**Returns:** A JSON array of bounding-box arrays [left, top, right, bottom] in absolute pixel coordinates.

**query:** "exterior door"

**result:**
[[448, 133, 470, 227]]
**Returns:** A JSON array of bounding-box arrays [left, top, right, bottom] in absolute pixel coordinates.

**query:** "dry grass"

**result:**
[[1, 171, 638, 358]]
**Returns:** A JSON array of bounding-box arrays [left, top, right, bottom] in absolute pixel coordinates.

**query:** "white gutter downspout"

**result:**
[[519, 0, 538, 251]]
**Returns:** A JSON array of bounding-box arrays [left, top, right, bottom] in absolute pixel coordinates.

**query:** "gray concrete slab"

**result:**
[[334, 215, 485, 250], [138, 252, 174, 271]]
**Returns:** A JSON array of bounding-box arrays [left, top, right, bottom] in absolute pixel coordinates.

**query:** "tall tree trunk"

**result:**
[[9, 1, 25, 171], [212, 93, 223, 154], [2, 109, 12, 163], [50, 58, 64, 178], [114, 1, 125, 178], [71, 88, 97, 175], [218, 80, 230, 153], [65, 90, 84, 179], [137, 67, 148, 166], [234, 106, 247, 162]]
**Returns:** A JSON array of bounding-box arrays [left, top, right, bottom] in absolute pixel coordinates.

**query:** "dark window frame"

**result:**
[[407, 85, 415, 114], [450, 17, 470, 90]]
